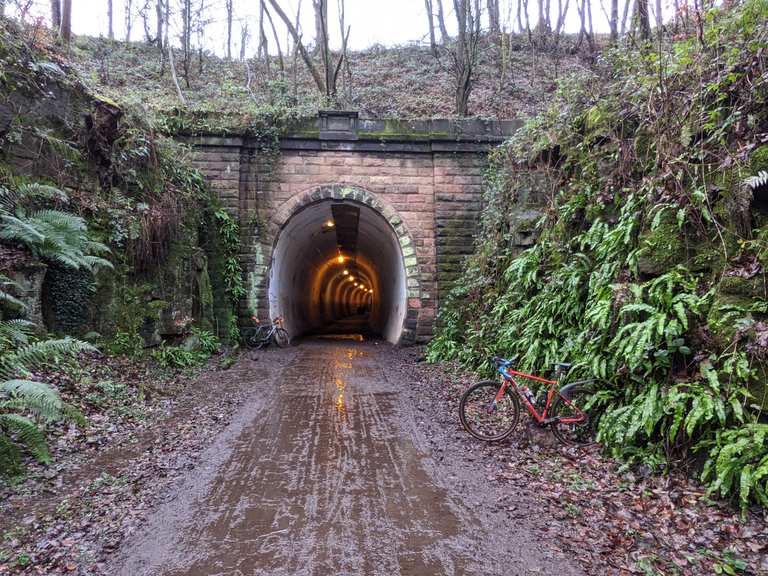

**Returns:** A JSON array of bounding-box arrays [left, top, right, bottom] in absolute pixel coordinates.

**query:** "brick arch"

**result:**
[[266, 183, 422, 344]]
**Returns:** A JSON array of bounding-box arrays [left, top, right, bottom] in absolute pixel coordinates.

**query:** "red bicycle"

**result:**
[[459, 356, 595, 445]]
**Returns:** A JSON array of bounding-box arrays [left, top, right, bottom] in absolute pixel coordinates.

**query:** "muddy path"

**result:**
[[111, 340, 582, 576]]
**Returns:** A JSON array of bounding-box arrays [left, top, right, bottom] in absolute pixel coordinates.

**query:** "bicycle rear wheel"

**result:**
[[459, 380, 520, 442], [551, 387, 595, 446], [273, 327, 291, 348]]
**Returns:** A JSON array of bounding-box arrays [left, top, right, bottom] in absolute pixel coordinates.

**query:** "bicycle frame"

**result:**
[[493, 366, 586, 425]]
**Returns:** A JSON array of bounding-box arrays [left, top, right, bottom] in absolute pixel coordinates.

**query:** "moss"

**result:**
[[750, 144, 768, 172], [706, 293, 754, 347], [718, 274, 768, 298], [637, 209, 689, 276]]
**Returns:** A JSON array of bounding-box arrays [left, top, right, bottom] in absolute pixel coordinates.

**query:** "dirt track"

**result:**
[[111, 340, 582, 576]]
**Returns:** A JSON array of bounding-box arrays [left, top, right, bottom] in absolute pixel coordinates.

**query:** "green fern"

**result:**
[[0, 338, 96, 381], [0, 183, 113, 272]]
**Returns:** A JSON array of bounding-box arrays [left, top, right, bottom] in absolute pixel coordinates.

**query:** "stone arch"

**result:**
[[264, 184, 421, 344]]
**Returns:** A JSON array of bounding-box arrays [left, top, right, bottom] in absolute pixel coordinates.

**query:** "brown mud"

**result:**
[[111, 340, 582, 576]]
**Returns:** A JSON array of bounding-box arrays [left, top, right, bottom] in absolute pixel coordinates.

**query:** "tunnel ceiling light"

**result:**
[[349, 276, 355, 281], [324, 220, 335, 228], [337, 255, 345, 264], [354, 282, 358, 287], [343, 270, 349, 275]]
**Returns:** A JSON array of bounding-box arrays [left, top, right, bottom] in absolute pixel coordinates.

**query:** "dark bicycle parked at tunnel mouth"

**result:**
[[243, 315, 291, 350], [459, 356, 596, 445]]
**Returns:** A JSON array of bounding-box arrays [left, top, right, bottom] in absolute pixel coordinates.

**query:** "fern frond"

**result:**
[[16, 183, 69, 203], [0, 379, 65, 421], [0, 413, 50, 463], [0, 319, 35, 350], [0, 338, 96, 380], [744, 171, 768, 190], [0, 213, 46, 245]]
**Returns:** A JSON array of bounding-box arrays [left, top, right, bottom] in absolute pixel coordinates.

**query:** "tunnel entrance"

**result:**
[[268, 198, 408, 344]]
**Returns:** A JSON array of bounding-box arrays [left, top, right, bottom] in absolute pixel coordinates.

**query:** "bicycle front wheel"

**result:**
[[273, 327, 291, 348], [551, 387, 596, 447], [459, 380, 520, 442]]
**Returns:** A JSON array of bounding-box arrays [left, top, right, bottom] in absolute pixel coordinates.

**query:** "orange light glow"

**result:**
[[343, 270, 349, 275], [337, 255, 345, 264], [325, 220, 335, 228]]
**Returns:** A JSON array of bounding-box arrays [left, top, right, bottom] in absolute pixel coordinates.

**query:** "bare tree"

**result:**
[[125, 0, 134, 42], [139, 0, 153, 41], [268, 0, 349, 102], [263, 3, 285, 75], [424, 0, 438, 56], [312, 0, 327, 53], [553, 0, 570, 39], [258, 0, 268, 63], [107, 0, 114, 38], [60, 0, 71, 42], [444, 0, 481, 116], [654, 0, 662, 31], [240, 22, 249, 61], [609, 0, 619, 41], [435, 0, 449, 43], [181, 0, 192, 86], [225, 0, 233, 59], [621, 0, 634, 33], [51, 0, 61, 28], [156, 0, 164, 49], [487, 0, 500, 35], [637, 0, 651, 40], [576, 0, 594, 50], [0, 1, 5, 17]]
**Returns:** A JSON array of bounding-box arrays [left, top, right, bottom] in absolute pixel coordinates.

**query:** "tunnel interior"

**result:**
[[268, 199, 407, 344]]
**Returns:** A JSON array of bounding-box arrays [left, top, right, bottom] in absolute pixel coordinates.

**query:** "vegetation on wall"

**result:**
[[429, 0, 768, 511]]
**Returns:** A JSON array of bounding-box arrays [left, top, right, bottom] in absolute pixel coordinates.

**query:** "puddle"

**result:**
[[136, 344, 475, 576]]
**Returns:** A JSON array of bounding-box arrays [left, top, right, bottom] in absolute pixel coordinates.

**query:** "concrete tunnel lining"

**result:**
[[268, 199, 407, 344]]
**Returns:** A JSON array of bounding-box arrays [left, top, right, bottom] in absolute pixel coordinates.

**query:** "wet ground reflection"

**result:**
[[127, 342, 483, 576]]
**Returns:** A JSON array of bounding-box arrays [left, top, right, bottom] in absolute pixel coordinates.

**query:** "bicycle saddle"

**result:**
[[492, 356, 517, 368], [554, 362, 572, 372]]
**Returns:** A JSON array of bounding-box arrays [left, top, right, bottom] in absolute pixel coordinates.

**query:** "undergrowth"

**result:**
[[429, 0, 768, 511]]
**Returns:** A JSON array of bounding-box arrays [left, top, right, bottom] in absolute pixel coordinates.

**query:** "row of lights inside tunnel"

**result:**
[[324, 218, 375, 296]]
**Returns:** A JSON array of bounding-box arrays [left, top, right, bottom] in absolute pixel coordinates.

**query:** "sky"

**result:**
[[7, 0, 675, 56]]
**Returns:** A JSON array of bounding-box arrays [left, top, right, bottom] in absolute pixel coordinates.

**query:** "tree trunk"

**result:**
[[168, 43, 186, 106], [0, 1, 5, 17], [313, 0, 327, 53], [264, 2, 285, 74], [517, 0, 524, 32], [156, 0, 163, 49], [107, 0, 114, 38], [435, 0, 449, 43], [240, 23, 249, 61], [487, 0, 500, 35], [637, 0, 651, 40], [610, 0, 618, 40], [424, 0, 438, 56], [621, 0, 634, 33], [51, 0, 61, 28], [226, 0, 233, 60], [258, 0, 268, 63], [654, 0, 662, 30], [60, 0, 71, 42], [51, 0, 61, 30], [267, 0, 326, 93], [125, 0, 133, 42]]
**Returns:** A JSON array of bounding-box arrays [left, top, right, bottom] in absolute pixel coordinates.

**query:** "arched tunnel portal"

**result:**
[[268, 194, 410, 344]]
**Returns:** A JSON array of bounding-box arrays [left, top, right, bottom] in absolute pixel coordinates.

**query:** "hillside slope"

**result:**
[[66, 32, 585, 119], [430, 0, 768, 512]]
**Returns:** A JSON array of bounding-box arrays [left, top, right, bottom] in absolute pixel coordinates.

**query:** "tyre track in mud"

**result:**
[[112, 340, 582, 576]]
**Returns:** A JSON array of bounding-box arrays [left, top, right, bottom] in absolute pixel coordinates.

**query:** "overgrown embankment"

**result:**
[[430, 0, 768, 511]]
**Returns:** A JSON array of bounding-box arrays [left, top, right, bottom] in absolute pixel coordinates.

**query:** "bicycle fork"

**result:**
[[488, 380, 508, 414]]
